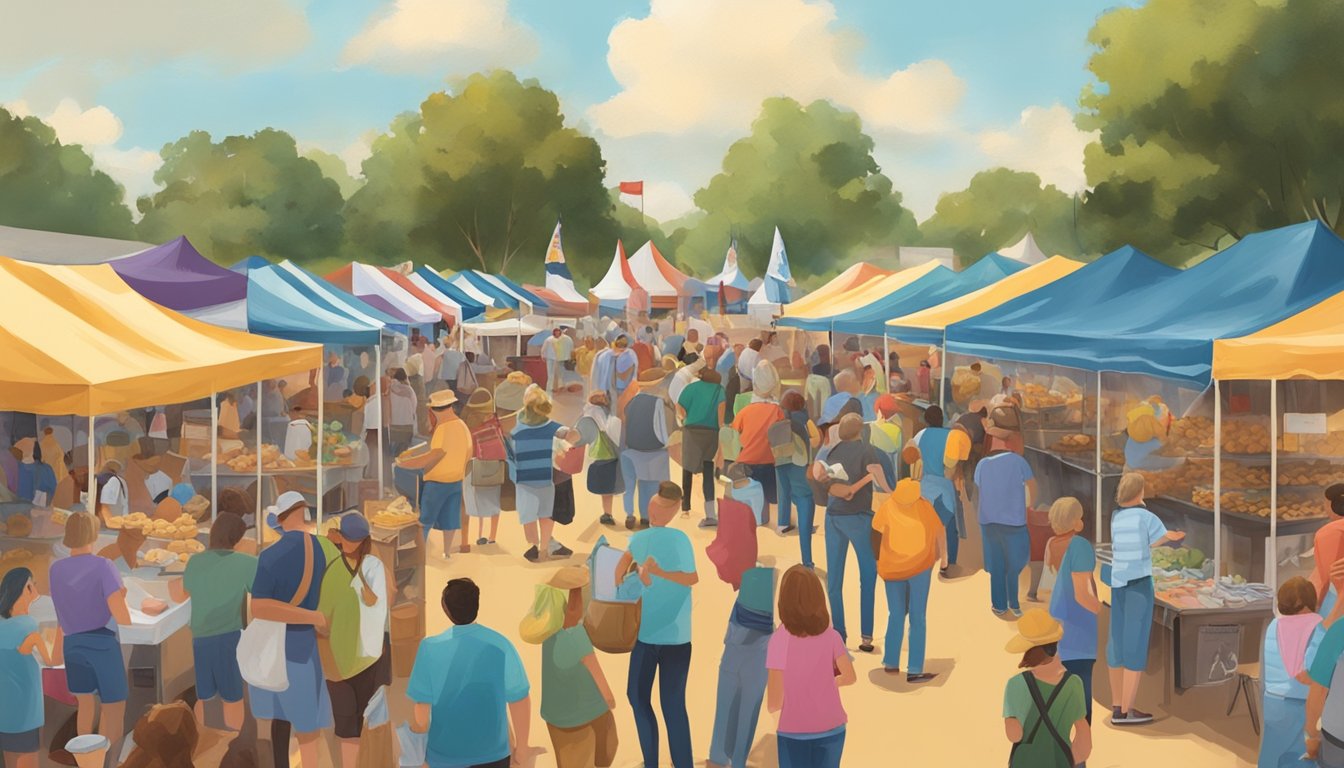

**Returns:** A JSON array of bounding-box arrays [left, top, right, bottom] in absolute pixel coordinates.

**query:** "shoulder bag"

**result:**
[[237, 533, 316, 692]]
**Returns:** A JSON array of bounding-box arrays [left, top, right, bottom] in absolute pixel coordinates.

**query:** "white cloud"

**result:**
[[977, 105, 1096, 193], [44, 99, 124, 147], [92, 146, 162, 210], [342, 0, 537, 73], [0, 0, 310, 108], [624, 180, 695, 224], [588, 0, 964, 139]]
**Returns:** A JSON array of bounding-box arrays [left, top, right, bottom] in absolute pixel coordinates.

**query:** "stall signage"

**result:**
[[1284, 412, 1328, 435]]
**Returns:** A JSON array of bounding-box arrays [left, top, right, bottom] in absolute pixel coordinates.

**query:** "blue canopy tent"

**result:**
[[231, 255, 270, 274], [778, 253, 1026, 335], [489, 272, 545, 307], [410, 267, 487, 320], [271, 261, 413, 335], [247, 265, 385, 345], [945, 221, 1344, 386], [446, 270, 546, 312], [945, 245, 1175, 359]]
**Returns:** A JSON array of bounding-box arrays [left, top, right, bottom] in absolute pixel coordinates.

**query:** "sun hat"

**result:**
[[427, 390, 458, 410], [339, 513, 371, 542], [266, 490, 308, 530], [1005, 608, 1065, 652], [546, 565, 590, 590], [637, 368, 667, 386]]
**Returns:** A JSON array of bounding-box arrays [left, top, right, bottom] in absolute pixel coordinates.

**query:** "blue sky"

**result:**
[[0, 0, 1136, 221]]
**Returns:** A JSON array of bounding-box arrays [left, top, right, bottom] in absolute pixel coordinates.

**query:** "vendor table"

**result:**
[[188, 453, 368, 511]]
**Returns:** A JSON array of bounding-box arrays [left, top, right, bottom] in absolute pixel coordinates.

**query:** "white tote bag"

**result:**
[[238, 531, 315, 692]]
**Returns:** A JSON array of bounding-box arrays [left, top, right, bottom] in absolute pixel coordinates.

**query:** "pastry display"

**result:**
[[1051, 433, 1095, 453], [371, 496, 417, 528]]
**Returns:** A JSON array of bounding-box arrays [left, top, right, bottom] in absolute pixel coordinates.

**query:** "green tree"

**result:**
[[671, 97, 919, 281], [345, 71, 629, 285], [920, 169, 1080, 266], [302, 147, 362, 199], [1079, 0, 1344, 263], [137, 128, 345, 264], [0, 107, 135, 238]]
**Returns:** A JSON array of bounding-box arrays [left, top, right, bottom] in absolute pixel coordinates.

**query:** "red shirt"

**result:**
[[732, 402, 785, 464]]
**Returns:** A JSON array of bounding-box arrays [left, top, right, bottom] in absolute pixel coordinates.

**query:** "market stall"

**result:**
[[111, 236, 249, 329], [0, 254, 321, 730], [746, 226, 796, 324], [943, 221, 1344, 707], [326, 262, 441, 328], [409, 267, 488, 320]]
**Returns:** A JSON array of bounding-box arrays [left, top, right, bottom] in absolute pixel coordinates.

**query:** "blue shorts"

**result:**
[[0, 728, 40, 753], [250, 647, 333, 734], [194, 631, 244, 703], [1108, 576, 1155, 671], [420, 481, 463, 531], [65, 628, 128, 703]]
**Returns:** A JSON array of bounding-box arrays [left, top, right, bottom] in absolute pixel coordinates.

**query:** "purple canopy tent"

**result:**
[[112, 237, 248, 326]]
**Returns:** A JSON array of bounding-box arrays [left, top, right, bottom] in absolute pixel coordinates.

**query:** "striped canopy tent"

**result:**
[[408, 267, 487, 320], [627, 241, 690, 311], [326, 263, 440, 326]]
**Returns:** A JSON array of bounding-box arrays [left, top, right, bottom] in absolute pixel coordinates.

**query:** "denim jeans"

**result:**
[[627, 641, 693, 768], [776, 463, 814, 531], [708, 623, 769, 768], [922, 475, 959, 565], [621, 452, 658, 521], [777, 728, 846, 768], [982, 523, 1030, 612], [883, 568, 932, 673], [1062, 658, 1095, 724], [825, 513, 877, 641]]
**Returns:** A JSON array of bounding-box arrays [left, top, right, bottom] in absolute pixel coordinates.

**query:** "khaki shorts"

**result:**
[[547, 710, 618, 768]]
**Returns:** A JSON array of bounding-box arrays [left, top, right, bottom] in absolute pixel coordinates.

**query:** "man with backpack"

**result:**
[[871, 452, 945, 684]]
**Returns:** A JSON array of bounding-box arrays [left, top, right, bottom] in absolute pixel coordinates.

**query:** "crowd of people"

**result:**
[[6, 316, 1344, 767]]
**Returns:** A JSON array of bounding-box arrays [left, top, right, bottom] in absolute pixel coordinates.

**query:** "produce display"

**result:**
[[318, 421, 356, 464], [209, 444, 296, 472], [1152, 545, 1208, 572], [1154, 575, 1274, 610], [4, 514, 31, 538], [1190, 487, 1323, 520], [1051, 433, 1094, 453], [371, 496, 417, 528]]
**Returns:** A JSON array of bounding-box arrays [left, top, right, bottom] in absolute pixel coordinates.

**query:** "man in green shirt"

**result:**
[[170, 514, 258, 732], [318, 514, 388, 768], [677, 367, 727, 527]]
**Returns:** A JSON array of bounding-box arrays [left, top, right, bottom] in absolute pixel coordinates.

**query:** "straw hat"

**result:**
[[1005, 608, 1065, 652], [637, 368, 667, 386], [466, 388, 494, 411], [546, 565, 589, 590], [428, 390, 459, 410]]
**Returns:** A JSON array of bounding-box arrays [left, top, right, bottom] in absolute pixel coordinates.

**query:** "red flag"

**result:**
[[619, 181, 644, 195]]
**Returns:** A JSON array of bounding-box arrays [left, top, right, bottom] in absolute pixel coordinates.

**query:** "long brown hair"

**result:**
[[778, 564, 830, 637]]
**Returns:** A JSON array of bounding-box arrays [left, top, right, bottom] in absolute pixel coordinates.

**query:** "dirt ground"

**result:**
[[186, 386, 1260, 768]]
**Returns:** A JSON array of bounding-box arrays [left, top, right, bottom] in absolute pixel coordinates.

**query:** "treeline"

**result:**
[[1, 0, 1342, 281]]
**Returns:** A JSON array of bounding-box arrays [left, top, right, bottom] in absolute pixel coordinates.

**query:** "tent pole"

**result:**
[[87, 415, 96, 510], [883, 333, 891, 394], [376, 343, 385, 500], [1095, 370, 1103, 544], [1214, 379, 1222, 579], [317, 386, 325, 526], [210, 392, 218, 523], [1270, 379, 1278, 589], [255, 381, 263, 528]]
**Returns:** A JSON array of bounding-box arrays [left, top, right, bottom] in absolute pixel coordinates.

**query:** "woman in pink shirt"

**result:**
[[766, 565, 856, 768]]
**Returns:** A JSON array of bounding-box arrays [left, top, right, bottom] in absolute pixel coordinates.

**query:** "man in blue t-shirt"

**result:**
[[616, 482, 698, 768], [408, 578, 536, 768], [974, 448, 1037, 617]]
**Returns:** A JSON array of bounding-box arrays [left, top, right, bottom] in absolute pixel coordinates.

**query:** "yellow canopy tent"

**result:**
[[0, 255, 321, 415], [1213, 290, 1344, 380], [784, 262, 938, 320], [885, 256, 1084, 337], [782, 262, 893, 318]]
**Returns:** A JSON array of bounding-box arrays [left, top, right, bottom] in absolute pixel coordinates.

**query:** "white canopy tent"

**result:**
[[1000, 232, 1049, 265], [349, 262, 440, 324]]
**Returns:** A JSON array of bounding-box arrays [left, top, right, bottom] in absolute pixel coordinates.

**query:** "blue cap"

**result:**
[[339, 513, 371, 542]]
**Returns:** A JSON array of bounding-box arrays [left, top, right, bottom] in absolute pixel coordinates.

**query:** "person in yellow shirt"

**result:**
[[395, 390, 472, 558], [871, 454, 946, 683]]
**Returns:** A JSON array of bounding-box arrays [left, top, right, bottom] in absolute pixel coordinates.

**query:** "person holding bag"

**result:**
[[582, 392, 624, 526], [244, 491, 332, 768], [1003, 609, 1091, 768], [318, 514, 389, 768], [461, 388, 506, 546]]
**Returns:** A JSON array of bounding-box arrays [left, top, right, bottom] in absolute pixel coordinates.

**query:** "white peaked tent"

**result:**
[[1000, 232, 1048, 265], [748, 227, 795, 322], [707, 239, 750, 290], [542, 221, 588, 303], [591, 240, 636, 302], [627, 241, 687, 310]]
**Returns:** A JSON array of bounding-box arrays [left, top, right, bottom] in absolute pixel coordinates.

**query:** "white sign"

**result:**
[[1284, 412, 1328, 435]]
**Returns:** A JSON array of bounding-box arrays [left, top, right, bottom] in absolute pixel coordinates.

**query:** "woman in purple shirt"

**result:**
[[49, 513, 130, 747]]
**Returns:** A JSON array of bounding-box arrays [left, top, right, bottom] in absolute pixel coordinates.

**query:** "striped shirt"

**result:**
[[511, 420, 563, 485], [1108, 505, 1167, 586]]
